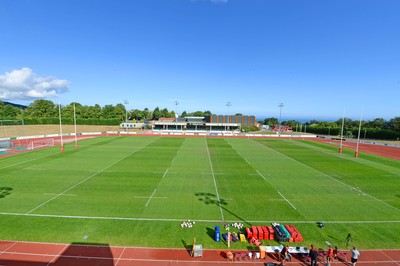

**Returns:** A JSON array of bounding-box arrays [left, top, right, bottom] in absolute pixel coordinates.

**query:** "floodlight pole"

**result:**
[[124, 100, 129, 132], [355, 108, 363, 158], [124, 100, 129, 123], [226, 102, 232, 131], [226, 102, 232, 122], [174, 100, 179, 131], [278, 103, 284, 136]]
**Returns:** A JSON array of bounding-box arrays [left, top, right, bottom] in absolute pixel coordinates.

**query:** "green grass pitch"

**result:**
[[0, 136, 399, 250]]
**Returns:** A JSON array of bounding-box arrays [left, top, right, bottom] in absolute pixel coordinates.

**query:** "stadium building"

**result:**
[[120, 115, 258, 134]]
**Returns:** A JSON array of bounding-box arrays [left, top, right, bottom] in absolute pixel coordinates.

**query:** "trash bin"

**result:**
[[214, 225, 220, 242]]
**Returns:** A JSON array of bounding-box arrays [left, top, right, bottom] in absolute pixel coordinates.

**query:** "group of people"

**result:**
[[307, 244, 360, 266]]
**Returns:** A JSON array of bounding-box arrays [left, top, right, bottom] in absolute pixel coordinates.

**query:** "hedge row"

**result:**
[[307, 126, 400, 140], [22, 118, 120, 125]]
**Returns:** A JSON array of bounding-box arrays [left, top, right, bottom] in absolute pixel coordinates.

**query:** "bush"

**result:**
[[22, 118, 120, 126]]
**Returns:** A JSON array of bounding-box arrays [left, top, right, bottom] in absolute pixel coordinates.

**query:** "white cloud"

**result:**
[[0, 67, 69, 100]]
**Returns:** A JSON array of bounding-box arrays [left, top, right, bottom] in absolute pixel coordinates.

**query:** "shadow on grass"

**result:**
[[195, 192, 251, 226], [0, 187, 12, 199], [181, 239, 192, 256], [206, 227, 215, 240]]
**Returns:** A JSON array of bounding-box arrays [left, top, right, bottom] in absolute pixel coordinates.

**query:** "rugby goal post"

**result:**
[[0, 119, 28, 149], [27, 138, 55, 150]]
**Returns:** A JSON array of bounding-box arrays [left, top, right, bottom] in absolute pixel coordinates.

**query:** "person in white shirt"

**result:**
[[350, 246, 360, 266]]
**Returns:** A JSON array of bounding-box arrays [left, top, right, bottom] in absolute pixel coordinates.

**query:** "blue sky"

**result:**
[[0, 0, 399, 121]]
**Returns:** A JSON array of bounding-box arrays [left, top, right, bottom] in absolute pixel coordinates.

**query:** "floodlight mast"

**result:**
[[226, 101, 232, 122], [226, 102, 232, 131], [124, 100, 129, 123], [174, 100, 179, 131]]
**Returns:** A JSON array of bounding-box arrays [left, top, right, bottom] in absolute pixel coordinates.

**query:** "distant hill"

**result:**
[[3, 101, 27, 109]]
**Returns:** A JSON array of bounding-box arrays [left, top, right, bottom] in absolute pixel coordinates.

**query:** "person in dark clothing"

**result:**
[[309, 247, 319, 266], [346, 233, 352, 247], [281, 245, 292, 262]]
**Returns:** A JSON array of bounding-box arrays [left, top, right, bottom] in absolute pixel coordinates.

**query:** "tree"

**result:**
[[204, 110, 212, 116], [0, 104, 20, 118], [161, 108, 172, 118], [263, 117, 278, 127], [152, 107, 162, 120], [388, 117, 400, 131], [192, 111, 204, 117], [284, 120, 300, 127], [309, 119, 320, 125], [114, 103, 126, 121], [131, 109, 144, 121], [83, 104, 102, 119], [102, 105, 116, 119], [143, 108, 151, 120], [62, 102, 82, 119], [365, 118, 386, 129], [24, 100, 57, 117]]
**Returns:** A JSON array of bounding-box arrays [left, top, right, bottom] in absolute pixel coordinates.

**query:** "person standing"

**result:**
[[350, 246, 360, 266], [326, 245, 333, 266], [309, 244, 318, 266], [333, 246, 338, 260], [346, 233, 352, 247], [281, 245, 292, 262]]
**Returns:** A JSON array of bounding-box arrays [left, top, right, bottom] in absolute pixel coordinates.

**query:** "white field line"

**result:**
[[142, 141, 181, 207], [0, 152, 58, 170], [256, 170, 268, 180], [235, 147, 297, 209], [0, 211, 399, 224], [145, 189, 158, 207], [0, 242, 17, 255], [205, 139, 224, 221], [162, 168, 169, 178], [254, 139, 400, 213], [26, 142, 154, 214], [200, 172, 225, 175], [134, 196, 167, 199], [115, 247, 127, 265], [46, 243, 69, 266], [0, 251, 396, 265], [233, 147, 270, 182], [44, 193, 76, 196], [277, 191, 297, 210]]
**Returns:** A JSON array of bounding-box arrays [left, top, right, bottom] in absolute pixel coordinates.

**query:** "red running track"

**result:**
[[0, 240, 400, 265]]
